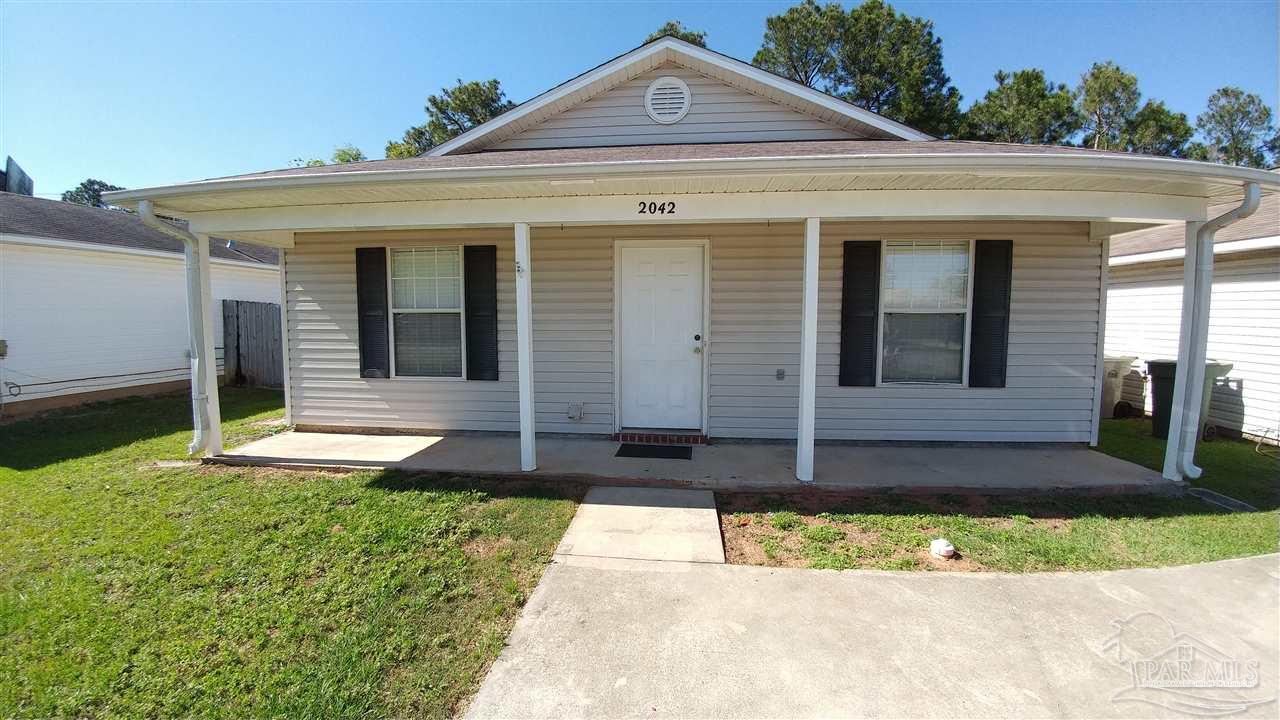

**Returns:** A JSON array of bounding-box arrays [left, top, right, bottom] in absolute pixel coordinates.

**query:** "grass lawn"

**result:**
[[1, 388, 579, 719], [720, 420, 1278, 573]]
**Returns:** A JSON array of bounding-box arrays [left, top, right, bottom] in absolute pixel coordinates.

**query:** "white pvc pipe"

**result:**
[[1174, 183, 1260, 480], [138, 200, 211, 456]]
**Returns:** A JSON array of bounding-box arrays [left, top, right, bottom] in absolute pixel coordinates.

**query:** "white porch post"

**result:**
[[796, 217, 820, 483], [514, 222, 537, 471], [1161, 221, 1204, 480], [194, 233, 223, 455]]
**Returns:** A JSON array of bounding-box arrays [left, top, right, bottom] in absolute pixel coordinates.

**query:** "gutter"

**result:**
[[102, 153, 1280, 210], [1174, 182, 1261, 480], [137, 200, 213, 455]]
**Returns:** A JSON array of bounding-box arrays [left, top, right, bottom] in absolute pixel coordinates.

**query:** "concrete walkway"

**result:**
[[467, 554, 1279, 719], [555, 486, 725, 564], [221, 432, 1170, 493]]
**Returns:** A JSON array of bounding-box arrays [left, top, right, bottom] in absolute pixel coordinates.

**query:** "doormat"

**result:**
[[615, 443, 693, 460]]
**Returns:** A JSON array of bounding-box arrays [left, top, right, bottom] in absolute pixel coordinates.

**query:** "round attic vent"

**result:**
[[644, 76, 692, 124]]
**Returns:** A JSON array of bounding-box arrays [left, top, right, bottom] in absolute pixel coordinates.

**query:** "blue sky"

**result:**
[[2, 1, 1276, 198]]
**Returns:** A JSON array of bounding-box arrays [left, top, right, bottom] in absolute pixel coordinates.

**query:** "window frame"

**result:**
[[875, 238, 976, 387], [385, 245, 468, 381]]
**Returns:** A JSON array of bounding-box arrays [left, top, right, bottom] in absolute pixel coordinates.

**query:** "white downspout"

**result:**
[[1174, 183, 1261, 480], [138, 200, 210, 455]]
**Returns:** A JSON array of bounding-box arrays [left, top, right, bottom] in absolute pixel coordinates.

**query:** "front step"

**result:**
[[612, 430, 707, 445]]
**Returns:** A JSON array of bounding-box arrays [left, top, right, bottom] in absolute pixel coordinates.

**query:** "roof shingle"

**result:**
[[0, 192, 278, 265]]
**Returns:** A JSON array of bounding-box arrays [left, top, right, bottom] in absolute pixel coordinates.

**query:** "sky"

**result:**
[[1, 1, 1276, 198]]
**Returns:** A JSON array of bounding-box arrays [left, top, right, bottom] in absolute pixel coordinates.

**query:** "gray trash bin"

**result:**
[[1101, 356, 1137, 419]]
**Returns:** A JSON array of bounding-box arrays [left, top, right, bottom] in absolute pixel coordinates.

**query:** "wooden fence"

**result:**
[[222, 300, 284, 388]]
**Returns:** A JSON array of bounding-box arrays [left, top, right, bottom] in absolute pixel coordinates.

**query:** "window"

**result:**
[[389, 247, 464, 377], [879, 239, 972, 384]]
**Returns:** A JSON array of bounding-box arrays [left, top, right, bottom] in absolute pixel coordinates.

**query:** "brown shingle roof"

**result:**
[[208, 139, 1138, 183], [0, 192, 278, 265], [1110, 193, 1280, 258]]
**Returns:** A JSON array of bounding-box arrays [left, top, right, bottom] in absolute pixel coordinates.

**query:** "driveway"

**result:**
[[467, 552, 1279, 718]]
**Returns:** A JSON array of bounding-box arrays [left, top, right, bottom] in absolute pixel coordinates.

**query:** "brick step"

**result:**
[[612, 432, 708, 445]]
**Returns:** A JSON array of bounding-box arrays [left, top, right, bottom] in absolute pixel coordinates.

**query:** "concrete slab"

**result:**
[[555, 486, 725, 564], [223, 432, 442, 466], [466, 554, 1280, 719], [219, 431, 1171, 494]]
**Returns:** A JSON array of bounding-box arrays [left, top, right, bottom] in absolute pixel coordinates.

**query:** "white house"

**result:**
[[1106, 191, 1279, 444], [104, 38, 1277, 484], [0, 191, 280, 417]]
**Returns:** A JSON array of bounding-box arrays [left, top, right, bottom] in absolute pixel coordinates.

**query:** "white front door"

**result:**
[[618, 244, 705, 429]]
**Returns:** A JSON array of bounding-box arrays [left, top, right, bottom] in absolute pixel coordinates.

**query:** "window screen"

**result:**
[[880, 240, 970, 384], [390, 247, 464, 378]]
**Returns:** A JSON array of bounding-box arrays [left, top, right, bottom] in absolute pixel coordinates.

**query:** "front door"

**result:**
[[618, 244, 705, 429]]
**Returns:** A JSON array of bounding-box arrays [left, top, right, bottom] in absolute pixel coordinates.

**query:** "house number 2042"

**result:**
[[637, 200, 676, 215]]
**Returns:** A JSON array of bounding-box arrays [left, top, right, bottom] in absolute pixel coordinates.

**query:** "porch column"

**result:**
[[514, 222, 537, 471], [194, 233, 223, 455], [796, 218, 820, 483]]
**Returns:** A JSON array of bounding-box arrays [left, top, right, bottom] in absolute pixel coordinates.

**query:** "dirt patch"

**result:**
[[463, 535, 514, 558], [717, 490, 1077, 572]]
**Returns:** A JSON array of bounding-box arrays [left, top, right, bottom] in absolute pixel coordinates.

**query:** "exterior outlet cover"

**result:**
[[567, 402, 584, 420], [776, 368, 786, 381]]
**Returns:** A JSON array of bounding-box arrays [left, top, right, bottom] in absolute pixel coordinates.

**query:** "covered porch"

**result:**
[[104, 144, 1276, 488], [216, 430, 1169, 493]]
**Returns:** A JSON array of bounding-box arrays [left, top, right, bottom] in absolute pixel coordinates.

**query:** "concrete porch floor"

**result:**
[[219, 431, 1173, 493]]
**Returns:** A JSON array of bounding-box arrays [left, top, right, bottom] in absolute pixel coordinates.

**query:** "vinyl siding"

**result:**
[[1106, 250, 1280, 442], [0, 239, 278, 404], [487, 64, 859, 151], [287, 221, 1100, 442], [287, 228, 520, 431], [815, 221, 1099, 442]]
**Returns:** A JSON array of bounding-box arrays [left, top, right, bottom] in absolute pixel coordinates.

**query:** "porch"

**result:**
[[216, 430, 1171, 493]]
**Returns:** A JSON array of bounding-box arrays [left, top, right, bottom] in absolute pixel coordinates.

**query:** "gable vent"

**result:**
[[644, 76, 692, 124]]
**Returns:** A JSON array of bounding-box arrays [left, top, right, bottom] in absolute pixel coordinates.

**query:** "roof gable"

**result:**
[[485, 63, 864, 151], [428, 37, 931, 156]]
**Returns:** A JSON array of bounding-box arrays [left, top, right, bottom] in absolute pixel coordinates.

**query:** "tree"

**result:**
[[830, 0, 962, 137], [1195, 87, 1275, 168], [752, 0, 841, 88], [1076, 61, 1140, 150], [961, 69, 1079, 145], [331, 144, 367, 163], [386, 79, 516, 158], [1124, 100, 1193, 157], [289, 157, 325, 168], [61, 178, 124, 208], [645, 20, 706, 47]]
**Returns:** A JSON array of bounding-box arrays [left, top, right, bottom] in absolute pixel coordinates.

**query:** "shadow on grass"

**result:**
[[0, 387, 283, 472], [364, 469, 587, 503]]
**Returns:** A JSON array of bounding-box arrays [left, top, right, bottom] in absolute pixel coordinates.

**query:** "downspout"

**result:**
[[1175, 182, 1261, 479], [138, 200, 210, 455]]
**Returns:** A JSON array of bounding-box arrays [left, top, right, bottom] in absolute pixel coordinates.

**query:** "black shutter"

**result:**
[[839, 241, 880, 386], [355, 247, 390, 378], [969, 240, 1013, 388], [464, 245, 499, 381]]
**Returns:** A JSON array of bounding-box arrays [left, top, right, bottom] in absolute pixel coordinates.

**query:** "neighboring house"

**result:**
[[104, 37, 1277, 483], [1106, 192, 1279, 444], [0, 191, 280, 417]]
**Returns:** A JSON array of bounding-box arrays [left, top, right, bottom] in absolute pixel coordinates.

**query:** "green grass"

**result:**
[[720, 422, 1278, 573], [1097, 417, 1278, 509], [0, 389, 579, 719]]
